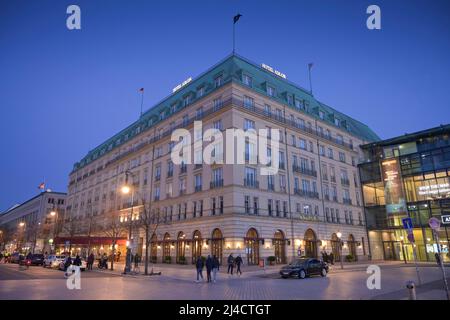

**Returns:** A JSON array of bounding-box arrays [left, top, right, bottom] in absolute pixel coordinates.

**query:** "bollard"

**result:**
[[406, 281, 416, 300]]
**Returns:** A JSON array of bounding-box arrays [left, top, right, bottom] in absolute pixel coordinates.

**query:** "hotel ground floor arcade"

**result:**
[[129, 216, 369, 265]]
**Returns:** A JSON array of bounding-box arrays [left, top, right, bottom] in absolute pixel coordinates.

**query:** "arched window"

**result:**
[[192, 230, 202, 264], [331, 233, 341, 262], [246, 228, 260, 265], [273, 230, 286, 264], [177, 232, 186, 264], [163, 233, 171, 263], [211, 228, 223, 265], [304, 229, 317, 258], [348, 234, 357, 261]]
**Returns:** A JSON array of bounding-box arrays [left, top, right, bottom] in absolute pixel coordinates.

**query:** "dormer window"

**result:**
[[295, 99, 302, 110], [214, 75, 223, 88], [197, 86, 204, 98], [287, 95, 293, 105], [243, 74, 252, 87], [334, 118, 340, 126], [319, 111, 325, 120], [183, 95, 191, 107], [267, 85, 275, 97]]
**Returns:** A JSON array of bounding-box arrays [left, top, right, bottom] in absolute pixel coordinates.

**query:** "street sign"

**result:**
[[402, 217, 413, 231], [407, 233, 415, 243], [441, 215, 450, 225], [429, 217, 441, 231]]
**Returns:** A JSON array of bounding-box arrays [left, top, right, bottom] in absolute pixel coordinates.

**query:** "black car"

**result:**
[[29, 254, 45, 265], [280, 258, 328, 279]]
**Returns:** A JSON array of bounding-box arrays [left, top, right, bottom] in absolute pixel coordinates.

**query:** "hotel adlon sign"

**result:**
[[442, 214, 450, 225]]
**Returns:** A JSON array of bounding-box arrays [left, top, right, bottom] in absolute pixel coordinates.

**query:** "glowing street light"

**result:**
[[50, 210, 56, 216], [336, 232, 343, 270], [121, 185, 131, 195], [19, 222, 25, 227]]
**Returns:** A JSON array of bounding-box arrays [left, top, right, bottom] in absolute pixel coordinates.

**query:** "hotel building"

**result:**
[[0, 190, 66, 254], [65, 54, 379, 265], [359, 125, 450, 262]]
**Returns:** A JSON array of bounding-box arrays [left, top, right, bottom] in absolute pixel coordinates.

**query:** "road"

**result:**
[[0, 263, 449, 300]]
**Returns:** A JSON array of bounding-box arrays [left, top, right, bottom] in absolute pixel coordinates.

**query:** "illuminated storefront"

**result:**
[[359, 125, 450, 262]]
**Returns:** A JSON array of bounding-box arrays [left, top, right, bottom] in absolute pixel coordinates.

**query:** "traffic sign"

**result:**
[[402, 217, 413, 231], [441, 215, 450, 225], [429, 217, 441, 231]]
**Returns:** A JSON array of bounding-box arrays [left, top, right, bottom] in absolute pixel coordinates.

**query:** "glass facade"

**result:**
[[359, 126, 450, 262]]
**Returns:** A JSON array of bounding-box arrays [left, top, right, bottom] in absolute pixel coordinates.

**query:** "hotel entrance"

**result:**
[[382, 240, 412, 261]]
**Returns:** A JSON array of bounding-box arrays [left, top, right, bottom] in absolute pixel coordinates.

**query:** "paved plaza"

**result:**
[[0, 262, 449, 300]]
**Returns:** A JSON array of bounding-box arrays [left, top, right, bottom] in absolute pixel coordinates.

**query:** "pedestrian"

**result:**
[[134, 253, 140, 273], [329, 252, 335, 265], [235, 255, 243, 276], [322, 251, 328, 263], [117, 251, 121, 262], [195, 256, 204, 282], [205, 255, 213, 283], [87, 252, 94, 270], [102, 253, 108, 269], [64, 256, 72, 271], [212, 255, 220, 283], [435, 252, 441, 266], [227, 254, 234, 275], [74, 254, 81, 267]]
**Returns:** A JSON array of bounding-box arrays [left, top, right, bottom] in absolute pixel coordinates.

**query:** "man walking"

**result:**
[[195, 256, 204, 282], [206, 255, 213, 283], [235, 255, 243, 276], [227, 254, 234, 275], [212, 255, 220, 283], [87, 252, 94, 270]]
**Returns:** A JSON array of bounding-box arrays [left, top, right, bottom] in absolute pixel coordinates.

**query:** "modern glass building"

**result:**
[[359, 125, 450, 262]]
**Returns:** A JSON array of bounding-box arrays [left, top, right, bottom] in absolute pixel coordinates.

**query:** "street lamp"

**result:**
[[121, 170, 137, 274], [336, 232, 344, 270], [49, 208, 59, 253]]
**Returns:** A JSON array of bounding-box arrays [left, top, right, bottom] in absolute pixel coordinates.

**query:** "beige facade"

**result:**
[[66, 78, 373, 265], [0, 191, 66, 253]]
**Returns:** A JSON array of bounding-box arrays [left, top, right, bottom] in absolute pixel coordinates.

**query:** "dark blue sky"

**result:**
[[0, 0, 449, 210]]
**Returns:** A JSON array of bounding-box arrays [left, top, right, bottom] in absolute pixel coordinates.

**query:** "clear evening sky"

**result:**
[[0, 0, 449, 211]]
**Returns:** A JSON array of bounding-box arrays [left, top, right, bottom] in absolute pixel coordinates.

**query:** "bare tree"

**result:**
[[102, 209, 126, 271], [62, 214, 80, 253], [137, 195, 160, 275]]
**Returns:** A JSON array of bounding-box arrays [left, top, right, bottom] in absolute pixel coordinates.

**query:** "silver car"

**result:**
[[43, 255, 66, 269]]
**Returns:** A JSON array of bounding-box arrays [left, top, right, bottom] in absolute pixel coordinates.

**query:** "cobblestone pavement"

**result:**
[[0, 263, 449, 300]]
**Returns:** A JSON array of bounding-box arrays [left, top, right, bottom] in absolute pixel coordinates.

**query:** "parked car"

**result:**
[[9, 252, 24, 264], [58, 257, 86, 272], [280, 258, 329, 279], [43, 255, 66, 268], [27, 254, 45, 266]]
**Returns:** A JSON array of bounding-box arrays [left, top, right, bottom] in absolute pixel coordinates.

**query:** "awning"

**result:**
[[54, 236, 127, 246]]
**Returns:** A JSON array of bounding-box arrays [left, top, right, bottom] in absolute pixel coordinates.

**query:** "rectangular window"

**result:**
[[245, 195, 250, 214], [244, 119, 255, 130], [253, 197, 258, 215], [215, 75, 223, 88], [219, 196, 224, 214], [243, 74, 253, 87], [244, 96, 254, 109], [213, 120, 222, 130], [267, 85, 275, 97], [268, 199, 273, 216]]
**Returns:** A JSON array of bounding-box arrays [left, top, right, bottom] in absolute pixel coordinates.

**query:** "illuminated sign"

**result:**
[[418, 183, 450, 196], [381, 159, 406, 214], [172, 77, 192, 93], [261, 63, 287, 79], [442, 215, 450, 224]]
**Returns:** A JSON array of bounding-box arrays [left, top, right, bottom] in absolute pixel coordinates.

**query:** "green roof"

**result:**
[[72, 54, 379, 172]]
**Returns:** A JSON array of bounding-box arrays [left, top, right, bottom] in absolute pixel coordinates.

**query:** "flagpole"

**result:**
[[308, 64, 313, 95], [233, 22, 235, 54], [140, 90, 144, 117]]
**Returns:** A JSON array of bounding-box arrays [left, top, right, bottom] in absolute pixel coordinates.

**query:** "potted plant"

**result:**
[[345, 254, 355, 262], [178, 256, 186, 264], [267, 256, 276, 265], [164, 256, 171, 264]]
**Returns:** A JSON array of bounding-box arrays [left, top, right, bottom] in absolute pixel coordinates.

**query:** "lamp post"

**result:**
[[121, 170, 138, 274], [336, 232, 344, 270], [50, 209, 58, 254], [18, 222, 25, 252]]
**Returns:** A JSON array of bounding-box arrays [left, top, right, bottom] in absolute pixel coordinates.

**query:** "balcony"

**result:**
[[244, 179, 259, 188], [343, 198, 353, 205], [341, 178, 350, 186], [294, 189, 319, 199], [194, 164, 203, 170], [167, 171, 173, 178], [292, 165, 317, 177], [210, 179, 224, 189], [179, 189, 186, 196], [155, 175, 161, 182], [154, 195, 160, 201], [195, 185, 202, 192]]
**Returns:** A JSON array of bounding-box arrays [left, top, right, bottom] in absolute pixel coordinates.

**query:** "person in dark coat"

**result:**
[[195, 256, 204, 282], [235, 255, 243, 275], [87, 253, 94, 270], [64, 256, 72, 271], [205, 255, 213, 283], [329, 252, 335, 265], [73, 255, 81, 267], [212, 255, 220, 283], [435, 252, 441, 266], [227, 254, 234, 275]]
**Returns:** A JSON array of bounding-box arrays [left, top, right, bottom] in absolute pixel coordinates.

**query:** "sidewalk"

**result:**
[[90, 259, 447, 279]]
